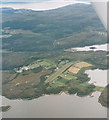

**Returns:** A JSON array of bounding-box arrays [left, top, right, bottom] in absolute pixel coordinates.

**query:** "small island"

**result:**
[[0, 106, 11, 112], [90, 47, 96, 50]]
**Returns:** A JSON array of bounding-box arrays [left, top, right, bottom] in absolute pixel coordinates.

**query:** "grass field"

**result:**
[[50, 81, 65, 87], [58, 60, 69, 68], [34, 59, 56, 68], [57, 78, 69, 83], [28, 64, 40, 69], [45, 62, 74, 83], [60, 73, 77, 80], [94, 87, 104, 92], [38, 60, 53, 67]]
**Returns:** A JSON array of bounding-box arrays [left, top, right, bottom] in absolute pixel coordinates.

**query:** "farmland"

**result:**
[[2, 50, 107, 100], [60, 73, 77, 80], [45, 61, 92, 83], [68, 62, 92, 74]]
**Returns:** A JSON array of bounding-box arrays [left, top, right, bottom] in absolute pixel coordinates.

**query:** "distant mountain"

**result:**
[[2, 4, 106, 52]]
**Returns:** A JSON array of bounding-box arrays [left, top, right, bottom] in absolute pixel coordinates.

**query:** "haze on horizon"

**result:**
[[1, 0, 90, 11], [2, 0, 90, 2]]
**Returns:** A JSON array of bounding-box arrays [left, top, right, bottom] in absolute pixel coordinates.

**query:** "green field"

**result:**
[[57, 78, 69, 83], [60, 73, 77, 80], [50, 81, 65, 87], [45, 62, 74, 83], [38, 60, 55, 68], [80, 83, 90, 87], [28, 64, 40, 69], [94, 86, 104, 92]]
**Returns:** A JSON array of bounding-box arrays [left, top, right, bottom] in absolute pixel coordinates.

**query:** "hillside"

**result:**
[[2, 4, 106, 52], [99, 84, 109, 108]]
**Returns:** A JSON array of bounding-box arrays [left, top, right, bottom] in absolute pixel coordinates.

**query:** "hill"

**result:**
[[2, 4, 106, 52]]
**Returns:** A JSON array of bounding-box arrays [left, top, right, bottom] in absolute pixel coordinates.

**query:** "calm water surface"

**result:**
[[85, 69, 107, 87], [2, 92, 107, 118], [68, 44, 108, 52]]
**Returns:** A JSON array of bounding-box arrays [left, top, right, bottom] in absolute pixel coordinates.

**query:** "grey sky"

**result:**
[[2, 0, 89, 2], [2, 0, 50, 2]]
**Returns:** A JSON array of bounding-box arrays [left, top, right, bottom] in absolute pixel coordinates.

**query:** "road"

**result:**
[[45, 62, 74, 83]]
